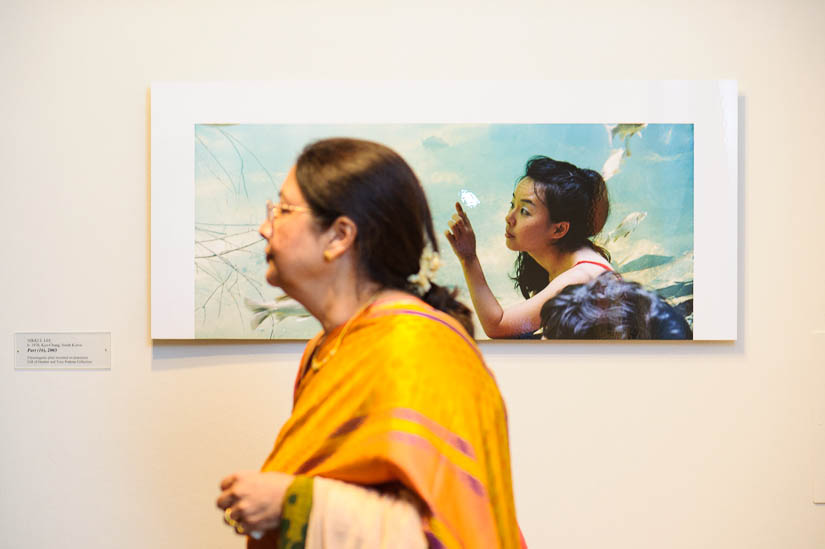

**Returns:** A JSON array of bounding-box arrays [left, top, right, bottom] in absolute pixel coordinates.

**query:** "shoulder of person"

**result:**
[[535, 265, 592, 299], [567, 254, 613, 277], [367, 303, 489, 378]]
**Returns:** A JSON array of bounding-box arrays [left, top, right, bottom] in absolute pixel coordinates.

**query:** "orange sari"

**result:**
[[257, 296, 521, 548]]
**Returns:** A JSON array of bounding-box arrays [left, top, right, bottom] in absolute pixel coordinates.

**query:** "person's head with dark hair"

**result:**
[[540, 272, 692, 340], [509, 156, 611, 298], [260, 137, 473, 335]]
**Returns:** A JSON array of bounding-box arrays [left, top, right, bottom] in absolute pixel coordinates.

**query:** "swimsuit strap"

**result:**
[[573, 260, 613, 271]]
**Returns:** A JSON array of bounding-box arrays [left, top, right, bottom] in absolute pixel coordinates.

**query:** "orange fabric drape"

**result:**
[[257, 297, 521, 548]]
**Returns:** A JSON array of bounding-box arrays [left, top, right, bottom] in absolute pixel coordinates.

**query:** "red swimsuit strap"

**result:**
[[573, 260, 613, 271]]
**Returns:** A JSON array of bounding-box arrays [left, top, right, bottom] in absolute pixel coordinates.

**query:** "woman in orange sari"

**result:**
[[216, 138, 523, 548]]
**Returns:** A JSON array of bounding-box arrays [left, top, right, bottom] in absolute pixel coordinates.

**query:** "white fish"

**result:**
[[610, 123, 647, 143], [607, 123, 647, 157], [602, 148, 625, 181], [607, 211, 647, 242], [459, 189, 481, 208], [245, 295, 311, 328]]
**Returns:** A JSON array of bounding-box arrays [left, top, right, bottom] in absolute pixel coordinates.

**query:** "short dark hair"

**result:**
[[540, 272, 692, 340], [295, 138, 474, 335]]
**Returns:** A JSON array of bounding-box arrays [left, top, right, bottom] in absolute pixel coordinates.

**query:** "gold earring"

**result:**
[[323, 251, 332, 261]]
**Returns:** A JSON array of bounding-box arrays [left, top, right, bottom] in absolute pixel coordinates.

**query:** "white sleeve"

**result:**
[[306, 477, 428, 549]]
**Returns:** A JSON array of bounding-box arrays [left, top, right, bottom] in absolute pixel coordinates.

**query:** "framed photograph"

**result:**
[[151, 81, 737, 340]]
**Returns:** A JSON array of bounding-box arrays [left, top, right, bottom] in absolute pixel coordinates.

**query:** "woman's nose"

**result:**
[[259, 219, 272, 240], [505, 210, 515, 226]]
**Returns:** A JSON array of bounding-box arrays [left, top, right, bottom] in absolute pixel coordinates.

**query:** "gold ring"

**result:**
[[224, 507, 239, 528]]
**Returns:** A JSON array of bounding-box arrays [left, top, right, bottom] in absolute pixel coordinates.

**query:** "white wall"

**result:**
[[1, 1, 823, 548]]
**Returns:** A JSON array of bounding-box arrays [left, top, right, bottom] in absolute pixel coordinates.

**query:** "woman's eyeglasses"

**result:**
[[266, 200, 311, 222]]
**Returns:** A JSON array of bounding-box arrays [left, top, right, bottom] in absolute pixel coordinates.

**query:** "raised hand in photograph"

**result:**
[[446, 156, 614, 339]]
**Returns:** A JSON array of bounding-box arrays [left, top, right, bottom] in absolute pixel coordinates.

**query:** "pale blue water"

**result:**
[[194, 123, 694, 339]]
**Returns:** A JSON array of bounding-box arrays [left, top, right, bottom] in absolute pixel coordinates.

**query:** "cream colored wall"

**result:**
[[1, 1, 823, 548]]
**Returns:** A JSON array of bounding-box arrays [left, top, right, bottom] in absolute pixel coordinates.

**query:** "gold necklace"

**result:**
[[310, 293, 382, 371]]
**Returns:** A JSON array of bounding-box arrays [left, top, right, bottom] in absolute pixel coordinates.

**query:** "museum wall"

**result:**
[[1, 1, 823, 548]]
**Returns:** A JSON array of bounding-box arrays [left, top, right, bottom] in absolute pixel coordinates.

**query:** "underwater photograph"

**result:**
[[194, 123, 694, 339]]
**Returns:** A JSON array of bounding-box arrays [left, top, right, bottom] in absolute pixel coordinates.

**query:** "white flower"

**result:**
[[407, 248, 441, 294]]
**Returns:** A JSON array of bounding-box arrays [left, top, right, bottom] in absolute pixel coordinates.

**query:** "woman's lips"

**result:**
[[505, 231, 514, 239]]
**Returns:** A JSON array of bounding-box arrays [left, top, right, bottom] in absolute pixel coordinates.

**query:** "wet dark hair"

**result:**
[[540, 272, 692, 340], [295, 138, 474, 336], [511, 156, 610, 298]]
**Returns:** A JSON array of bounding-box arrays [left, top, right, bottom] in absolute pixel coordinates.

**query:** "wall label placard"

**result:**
[[14, 332, 110, 370]]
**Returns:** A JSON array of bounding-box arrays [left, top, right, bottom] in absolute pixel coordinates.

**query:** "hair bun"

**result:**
[[579, 169, 609, 236]]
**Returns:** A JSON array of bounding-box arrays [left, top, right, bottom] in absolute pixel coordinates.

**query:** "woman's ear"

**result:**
[[550, 221, 570, 241], [323, 216, 358, 261]]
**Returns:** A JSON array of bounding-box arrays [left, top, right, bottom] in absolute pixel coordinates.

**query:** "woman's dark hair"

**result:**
[[540, 272, 692, 340], [295, 138, 474, 336], [511, 156, 611, 298]]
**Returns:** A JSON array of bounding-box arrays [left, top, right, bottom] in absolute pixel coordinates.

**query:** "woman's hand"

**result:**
[[217, 470, 294, 536], [445, 202, 477, 263]]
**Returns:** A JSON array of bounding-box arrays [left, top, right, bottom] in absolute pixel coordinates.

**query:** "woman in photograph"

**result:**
[[217, 138, 523, 548], [446, 155, 613, 338]]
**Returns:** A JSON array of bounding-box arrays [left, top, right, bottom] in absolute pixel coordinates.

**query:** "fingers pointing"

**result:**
[[454, 202, 470, 224]]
